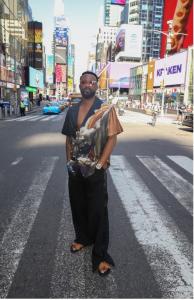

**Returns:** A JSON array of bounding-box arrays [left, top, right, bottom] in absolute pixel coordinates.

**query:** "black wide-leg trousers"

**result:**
[[68, 169, 114, 271]]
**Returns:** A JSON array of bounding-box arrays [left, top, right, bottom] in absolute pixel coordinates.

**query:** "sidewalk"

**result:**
[[127, 107, 177, 124], [0, 104, 43, 121]]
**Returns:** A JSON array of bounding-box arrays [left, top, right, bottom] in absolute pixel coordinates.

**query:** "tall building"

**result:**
[[124, 0, 164, 61], [96, 26, 117, 72], [53, 0, 69, 97], [104, 0, 124, 26], [0, 0, 31, 107]]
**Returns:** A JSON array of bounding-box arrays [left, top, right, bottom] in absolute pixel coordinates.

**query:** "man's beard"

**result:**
[[80, 88, 96, 99]]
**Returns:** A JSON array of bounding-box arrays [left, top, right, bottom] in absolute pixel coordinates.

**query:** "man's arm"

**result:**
[[98, 135, 117, 168]]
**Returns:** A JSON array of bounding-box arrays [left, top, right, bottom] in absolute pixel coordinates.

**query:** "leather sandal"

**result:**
[[70, 243, 84, 253], [98, 262, 111, 276]]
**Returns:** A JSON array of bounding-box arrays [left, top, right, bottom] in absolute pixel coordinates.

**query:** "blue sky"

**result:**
[[28, 0, 104, 82]]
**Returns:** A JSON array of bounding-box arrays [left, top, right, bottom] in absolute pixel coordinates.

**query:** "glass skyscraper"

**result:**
[[125, 0, 164, 61]]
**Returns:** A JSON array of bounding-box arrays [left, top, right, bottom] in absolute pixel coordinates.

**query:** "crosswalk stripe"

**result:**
[[15, 115, 41, 121], [0, 156, 58, 299], [168, 155, 193, 175], [41, 115, 57, 121], [28, 115, 46, 121], [137, 156, 193, 216], [109, 155, 193, 299]]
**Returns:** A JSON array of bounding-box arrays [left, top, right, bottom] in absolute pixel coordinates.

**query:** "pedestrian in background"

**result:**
[[19, 99, 25, 116], [62, 71, 123, 276]]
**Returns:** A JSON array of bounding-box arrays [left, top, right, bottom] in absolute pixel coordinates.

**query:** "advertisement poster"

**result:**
[[107, 62, 139, 88], [46, 55, 54, 84], [154, 51, 187, 87], [147, 61, 155, 92], [115, 29, 125, 53], [160, 0, 193, 57], [55, 27, 68, 47], [116, 25, 143, 60], [111, 0, 126, 5], [29, 67, 44, 89]]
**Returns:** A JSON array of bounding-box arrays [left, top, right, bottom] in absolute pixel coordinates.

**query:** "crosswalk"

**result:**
[[5, 114, 65, 122], [0, 154, 193, 298]]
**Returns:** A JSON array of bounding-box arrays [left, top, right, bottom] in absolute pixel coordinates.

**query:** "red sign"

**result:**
[[160, 0, 193, 57]]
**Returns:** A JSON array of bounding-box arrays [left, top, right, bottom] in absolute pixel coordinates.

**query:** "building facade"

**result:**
[[104, 0, 124, 27], [0, 0, 31, 107], [126, 0, 164, 61]]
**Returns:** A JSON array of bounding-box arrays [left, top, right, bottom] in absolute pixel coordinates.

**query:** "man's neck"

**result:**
[[81, 96, 96, 107]]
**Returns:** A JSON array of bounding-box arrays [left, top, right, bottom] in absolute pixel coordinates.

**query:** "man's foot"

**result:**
[[70, 242, 84, 253], [98, 262, 111, 276]]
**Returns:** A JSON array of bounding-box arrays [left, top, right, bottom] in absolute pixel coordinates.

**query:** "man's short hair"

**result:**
[[80, 71, 98, 82]]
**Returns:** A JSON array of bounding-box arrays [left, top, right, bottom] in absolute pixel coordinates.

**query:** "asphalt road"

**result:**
[[0, 109, 193, 298]]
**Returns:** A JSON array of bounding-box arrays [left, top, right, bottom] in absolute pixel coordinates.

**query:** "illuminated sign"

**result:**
[[29, 67, 44, 89], [55, 27, 68, 47], [111, 0, 126, 5], [154, 51, 187, 87]]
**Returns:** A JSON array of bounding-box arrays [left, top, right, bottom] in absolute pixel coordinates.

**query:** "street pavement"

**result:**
[[0, 109, 193, 298]]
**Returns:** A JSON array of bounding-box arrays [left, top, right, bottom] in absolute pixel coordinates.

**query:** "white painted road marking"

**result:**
[[42, 115, 57, 121], [11, 157, 23, 166], [109, 155, 193, 299], [0, 156, 58, 299], [137, 156, 193, 216], [168, 155, 193, 175]]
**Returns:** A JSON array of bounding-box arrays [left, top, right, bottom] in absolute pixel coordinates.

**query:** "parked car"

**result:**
[[42, 102, 61, 114], [182, 112, 193, 128]]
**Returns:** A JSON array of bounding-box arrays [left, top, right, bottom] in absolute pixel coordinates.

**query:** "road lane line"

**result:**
[[137, 155, 193, 216], [0, 156, 58, 299], [109, 155, 193, 299], [168, 156, 193, 175], [11, 157, 23, 166]]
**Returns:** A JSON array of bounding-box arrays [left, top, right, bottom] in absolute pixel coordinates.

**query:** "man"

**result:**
[[62, 71, 123, 276], [19, 100, 25, 116]]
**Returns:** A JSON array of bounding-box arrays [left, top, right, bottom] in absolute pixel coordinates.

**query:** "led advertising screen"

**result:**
[[111, 0, 126, 5], [154, 51, 187, 87], [115, 29, 125, 53], [115, 25, 143, 60], [46, 55, 54, 84], [55, 27, 68, 47], [55, 64, 67, 83], [29, 67, 44, 89], [160, 0, 193, 57], [56, 47, 67, 64], [107, 62, 139, 88]]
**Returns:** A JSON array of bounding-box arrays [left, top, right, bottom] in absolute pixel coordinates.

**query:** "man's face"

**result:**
[[79, 74, 98, 99]]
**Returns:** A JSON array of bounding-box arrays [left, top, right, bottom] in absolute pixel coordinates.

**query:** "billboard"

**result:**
[[111, 0, 126, 5], [55, 64, 66, 83], [56, 47, 67, 64], [107, 62, 140, 88], [160, 0, 193, 57], [29, 67, 44, 89], [46, 55, 54, 84], [115, 24, 143, 60], [154, 51, 187, 87], [115, 29, 125, 53], [55, 27, 68, 47], [147, 61, 155, 92]]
